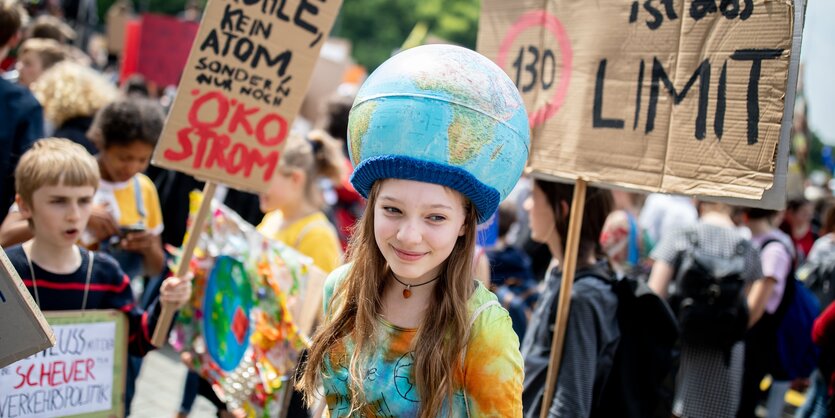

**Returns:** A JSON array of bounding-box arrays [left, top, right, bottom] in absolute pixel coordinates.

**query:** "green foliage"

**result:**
[[96, 0, 481, 70], [416, 0, 480, 48], [330, 0, 416, 72], [332, 0, 481, 70]]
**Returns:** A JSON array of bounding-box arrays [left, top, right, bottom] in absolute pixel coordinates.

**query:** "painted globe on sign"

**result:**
[[203, 256, 254, 372], [348, 44, 530, 223]]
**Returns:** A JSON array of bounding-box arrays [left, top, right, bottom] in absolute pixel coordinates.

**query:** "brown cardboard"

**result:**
[[478, 0, 799, 208], [0, 246, 55, 368], [105, 0, 132, 55], [152, 0, 343, 193], [299, 38, 352, 126]]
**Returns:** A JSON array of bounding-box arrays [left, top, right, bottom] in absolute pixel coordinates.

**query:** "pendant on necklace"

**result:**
[[403, 285, 412, 299]]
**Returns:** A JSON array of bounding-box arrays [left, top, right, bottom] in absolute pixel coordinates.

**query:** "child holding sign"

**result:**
[[297, 44, 529, 417], [3, 138, 192, 410]]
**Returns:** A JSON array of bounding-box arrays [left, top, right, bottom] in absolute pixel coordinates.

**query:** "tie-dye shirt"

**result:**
[[321, 264, 524, 417]]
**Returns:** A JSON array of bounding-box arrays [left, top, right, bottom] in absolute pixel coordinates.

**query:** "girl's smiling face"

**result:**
[[374, 179, 467, 284]]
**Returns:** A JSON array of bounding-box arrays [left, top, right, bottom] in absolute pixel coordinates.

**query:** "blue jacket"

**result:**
[[0, 78, 43, 221]]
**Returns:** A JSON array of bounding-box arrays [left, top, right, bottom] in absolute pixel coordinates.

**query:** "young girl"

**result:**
[[297, 44, 529, 417], [257, 129, 344, 274], [520, 179, 619, 418]]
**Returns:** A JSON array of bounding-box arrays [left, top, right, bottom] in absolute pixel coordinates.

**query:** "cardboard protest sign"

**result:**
[[298, 38, 352, 125], [0, 310, 127, 418], [151, 0, 343, 193], [105, 1, 133, 55], [478, 0, 802, 208], [0, 247, 54, 369], [134, 14, 201, 88]]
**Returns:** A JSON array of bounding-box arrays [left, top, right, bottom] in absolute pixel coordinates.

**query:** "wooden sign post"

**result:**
[[478, 0, 805, 415], [151, 181, 216, 347], [148, 0, 343, 346], [539, 179, 586, 418]]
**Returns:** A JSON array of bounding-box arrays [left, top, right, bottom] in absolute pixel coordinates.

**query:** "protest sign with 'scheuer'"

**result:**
[[152, 0, 342, 193], [0, 310, 127, 418], [478, 0, 803, 208]]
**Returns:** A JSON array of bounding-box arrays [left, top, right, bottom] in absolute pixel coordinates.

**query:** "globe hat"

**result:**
[[348, 44, 530, 223]]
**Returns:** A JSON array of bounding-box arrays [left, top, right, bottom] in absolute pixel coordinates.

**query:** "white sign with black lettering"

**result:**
[[0, 322, 116, 418]]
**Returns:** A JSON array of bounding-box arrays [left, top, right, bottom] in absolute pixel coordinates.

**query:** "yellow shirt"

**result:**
[[82, 174, 163, 247], [97, 174, 164, 234], [257, 211, 342, 273]]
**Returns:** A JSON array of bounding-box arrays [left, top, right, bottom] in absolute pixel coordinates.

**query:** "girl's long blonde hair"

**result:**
[[298, 180, 478, 417]]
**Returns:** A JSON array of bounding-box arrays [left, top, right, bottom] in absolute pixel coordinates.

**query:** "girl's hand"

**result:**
[[159, 274, 193, 310]]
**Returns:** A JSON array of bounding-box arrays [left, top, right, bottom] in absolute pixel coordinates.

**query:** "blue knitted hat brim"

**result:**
[[350, 155, 500, 224]]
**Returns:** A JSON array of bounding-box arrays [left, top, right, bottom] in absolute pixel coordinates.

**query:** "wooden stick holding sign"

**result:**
[[151, 181, 217, 347], [539, 179, 587, 418]]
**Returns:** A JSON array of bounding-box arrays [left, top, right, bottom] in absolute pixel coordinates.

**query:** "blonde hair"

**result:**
[[15, 137, 100, 206], [30, 61, 120, 127], [19, 38, 66, 70], [298, 181, 478, 417], [278, 129, 345, 206]]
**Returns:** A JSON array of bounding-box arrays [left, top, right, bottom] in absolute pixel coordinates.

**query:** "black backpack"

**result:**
[[798, 252, 835, 309], [669, 231, 751, 350], [580, 269, 679, 418]]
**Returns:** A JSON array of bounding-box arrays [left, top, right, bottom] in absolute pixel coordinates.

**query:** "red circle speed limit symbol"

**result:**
[[497, 10, 573, 128]]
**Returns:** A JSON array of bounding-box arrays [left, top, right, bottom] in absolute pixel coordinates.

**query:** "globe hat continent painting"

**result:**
[[348, 44, 530, 223]]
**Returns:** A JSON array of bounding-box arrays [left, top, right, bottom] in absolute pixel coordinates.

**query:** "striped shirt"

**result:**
[[5, 244, 161, 356]]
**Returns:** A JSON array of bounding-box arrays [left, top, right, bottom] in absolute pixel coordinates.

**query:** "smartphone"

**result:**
[[120, 224, 146, 236]]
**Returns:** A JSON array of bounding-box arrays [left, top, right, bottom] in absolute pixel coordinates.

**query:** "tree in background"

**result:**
[[96, 0, 479, 70], [332, 0, 479, 70]]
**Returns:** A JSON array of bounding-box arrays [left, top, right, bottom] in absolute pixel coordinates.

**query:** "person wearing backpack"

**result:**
[[800, 205, 835, 312], [738, 208, 796, 418], [521, 179, 623, 418], [648, 201, 763, 418], [797, 205, 835, 418]]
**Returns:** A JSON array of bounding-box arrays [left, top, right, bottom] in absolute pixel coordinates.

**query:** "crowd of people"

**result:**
[[2, 1, 835, 418]]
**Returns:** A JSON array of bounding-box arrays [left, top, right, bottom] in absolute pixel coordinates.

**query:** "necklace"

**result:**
[[26, 249, 94, 311], [392, 274, 441, 299]]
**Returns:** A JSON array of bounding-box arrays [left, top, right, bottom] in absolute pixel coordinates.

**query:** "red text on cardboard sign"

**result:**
[[163, 89, 288, 181]]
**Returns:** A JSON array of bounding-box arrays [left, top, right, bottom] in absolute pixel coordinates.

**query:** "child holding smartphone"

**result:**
[[83, 97, 166, 280]]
